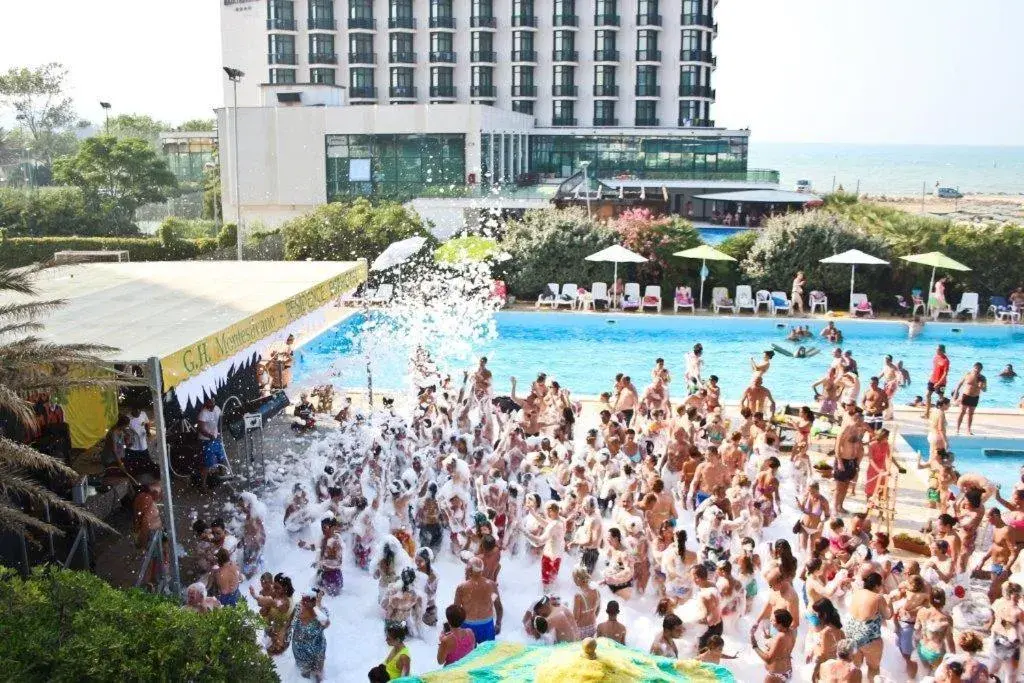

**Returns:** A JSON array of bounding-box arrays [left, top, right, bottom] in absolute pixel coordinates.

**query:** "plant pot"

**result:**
[[893, 535, 931, 557], [813, 465, 834, 480]]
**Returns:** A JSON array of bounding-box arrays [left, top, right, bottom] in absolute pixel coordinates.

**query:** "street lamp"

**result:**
[[223, 66, 245, 261], [99, 101, 112, 132]]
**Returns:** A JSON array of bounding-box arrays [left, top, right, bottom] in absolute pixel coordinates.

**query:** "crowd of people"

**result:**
[[177, 333, 1022, 683]]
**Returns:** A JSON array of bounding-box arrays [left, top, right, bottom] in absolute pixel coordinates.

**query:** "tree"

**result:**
[[52, 135, 178, 221], [0, 63, 76, 165], [612, 208, 701, 292], [175, 118, 216, 132], [0, 267, 120, 535], [106, 114, 168, 148], [282, 197, 430, 262]]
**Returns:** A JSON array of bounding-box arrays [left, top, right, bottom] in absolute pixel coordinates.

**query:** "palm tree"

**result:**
[[0, 266, 119, 536]]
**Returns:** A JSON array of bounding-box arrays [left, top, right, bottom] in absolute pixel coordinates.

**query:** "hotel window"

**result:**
[[512, 65, 535, 96], [679, 99, 701, 124], [512, 31, 535, 57], [349, 0, 373, 21], [681, 30, 703, 54], [351, 67, 375, 87], [431, 32, 453, 53], [512, 101, 534, 115], [269, 68, 297, 84], [594, 65, 616, 94], [390, 0, 413, 21], [637, 0, 658, 17], [431, 67, 454, 87], [390, 67, 414, 87], [594, 30, 616, 58], [636, 30, 658, 59], [552, 100, 575, 124], [595, 0, 616, 18], [553, 65, 575, 87], [268, 34, 297, 63], [680, 65, 700, 87], [682, 0, 702, 19], [512, 0, 534, 18], [554, 0, 575, 19], [390, 32, 413, 58], [309, 0, 334, 27], [350, 33, 373, 54], [431, 0, 453, 21], [268, 0, 296, 29], [636, 65, 658, 87], [635, 100, 657, 125], [311, 67, 336, 84], [472, 0, 494, 20], [310, 34, 336, 59], [553, 30, 576, 56], [594, 100, 616, 124], [472, 66, 494, 87], [472, 31, 494, 60]]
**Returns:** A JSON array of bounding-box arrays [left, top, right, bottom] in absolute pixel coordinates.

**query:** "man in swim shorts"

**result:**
[[454, 557, 503, 644], [952, 362, 986, 435], [925, 344, 949, 418]]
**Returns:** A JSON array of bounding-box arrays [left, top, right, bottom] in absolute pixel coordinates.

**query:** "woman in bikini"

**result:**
[[436, 604, 476, 667], [789, 407, 814, 494], [913, 587, 955, 678], [751, 608, 796, 682], [890, 574, 929, 679], [754, 458, 782, 526], [804, 558, 848, 630], [601, 527, 636, 600], [572, 566, 601, 639], [807, 598, 845, 683], [660, 529, 697, 610], [796, 481, 830, 554], [715, 560, 745, 628], [737, 537, 762, 614]]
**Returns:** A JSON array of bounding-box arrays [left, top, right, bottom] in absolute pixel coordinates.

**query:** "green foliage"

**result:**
[[612, 208, 702, 292], [0, 567, 277, 683], [175, 118, 217, 132], [741, 211, 894, 305], [282, 197, 429, 262], [157, 216, 218, 241], [106, 114, 168, 148], [52, 135, 178, 220], [202, 154, 222, 220], [499, 207, 617, 297], [709, 230, 759, 290], [0, 63, 76, 164], [218, 222, 238, 249], [0, 235, 218, 268], [0, 186, 137, 237]]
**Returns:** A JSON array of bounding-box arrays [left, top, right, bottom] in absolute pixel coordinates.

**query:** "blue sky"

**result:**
[[1, 0, 1022, 145]]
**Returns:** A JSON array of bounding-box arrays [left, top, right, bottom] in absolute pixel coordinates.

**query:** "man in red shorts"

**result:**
[[924, 344, 949, 418]]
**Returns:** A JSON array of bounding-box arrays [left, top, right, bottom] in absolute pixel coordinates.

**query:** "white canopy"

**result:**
[[372, 236, 428, 271], [819, 249, 889, 311], [585, 245, 647, 309]]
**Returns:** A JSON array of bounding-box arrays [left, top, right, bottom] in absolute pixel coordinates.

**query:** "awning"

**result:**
[[694, 189, 822, 203]]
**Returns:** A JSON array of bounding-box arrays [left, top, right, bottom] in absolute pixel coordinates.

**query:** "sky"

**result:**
[[1, 0, 1023, 145]]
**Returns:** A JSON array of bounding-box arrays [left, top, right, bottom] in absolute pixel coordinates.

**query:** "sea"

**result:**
[[749, 142, 1024, 197]]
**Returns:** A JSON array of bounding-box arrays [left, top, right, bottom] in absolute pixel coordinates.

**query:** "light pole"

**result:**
[[99, 101, 112, 133], [580, 160, 592, 219], [223, 67, 245, 261]]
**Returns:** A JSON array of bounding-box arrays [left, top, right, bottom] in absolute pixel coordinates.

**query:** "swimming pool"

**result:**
[[295, 311, 1024, 407], [695, 226, 751, 245], [902, 434, 1024, 491]]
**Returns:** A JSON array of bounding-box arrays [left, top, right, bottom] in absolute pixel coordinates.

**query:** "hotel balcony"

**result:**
[[429, 50, 456, 63], [679, 84, 715, 98], [309, 52, 338, 64]]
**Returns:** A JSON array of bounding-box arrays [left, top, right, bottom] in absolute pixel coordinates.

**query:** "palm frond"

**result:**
[[0, 386, 33, 426], [0, 267, 40, 296], [0, 465, 113, 534], [0, 438, 81, 478], [0, 300, 67, 323], [0, 500, 61, 537], [0, 321, 44, 338]]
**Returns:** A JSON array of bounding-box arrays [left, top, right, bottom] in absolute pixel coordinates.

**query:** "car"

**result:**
[[795, 179, 813, 193], [937, 187, 963, 199]]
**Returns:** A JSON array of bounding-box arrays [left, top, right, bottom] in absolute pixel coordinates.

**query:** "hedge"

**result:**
[[0, 236, 219, 268], [0, 186, 137, 237]]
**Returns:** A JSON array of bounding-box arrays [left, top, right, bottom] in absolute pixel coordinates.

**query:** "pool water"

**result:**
[[695, 226, 751, 245], [903, 434, 1024, 491], [295, 311, 1024, 408]]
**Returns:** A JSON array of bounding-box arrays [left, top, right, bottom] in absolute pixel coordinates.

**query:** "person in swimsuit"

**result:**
[[808, 598, 845, 683], [791, 271, 806, 314], [988, 582, 1023, 683], [925, 345, 950, 418], [436, 604, 476, 667], [595, 600, 627, 645], [571, 566, 601, 639], [649, 613, 684, 658], [751, 608, 795, 682], [290, 589, 330, 682], [955, 631, 990, 683], [382, 622, 411, 679], [818, 640, 862, 683], [952, 362, 986, 435], [846, 572, 890, 681], [891, 574, 929, 679], [913, 587, 955, 678], [796, 482, 830, 554]]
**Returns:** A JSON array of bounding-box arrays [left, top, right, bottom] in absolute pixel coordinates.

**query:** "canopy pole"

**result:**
[[849, 264, 856, 313], [699, 258, 707, 310], [926, 265, 936, 315], [613, 261, 619, 309], [147, 356, 181, 596]]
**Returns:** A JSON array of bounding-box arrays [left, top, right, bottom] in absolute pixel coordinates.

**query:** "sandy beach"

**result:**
[[865, 193, 1024, 224]]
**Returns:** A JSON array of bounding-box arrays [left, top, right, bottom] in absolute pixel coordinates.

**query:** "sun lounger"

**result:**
[[536, 283, 559, 308], [341, 285, 376, 306], [988, 296, 1020, 322], [735, 285, 755, 314], [955, 292, 979, 320], [770, 291, 791, 315], [712, 287, 735, 314], [642, 285, 662, 312], [370, 283, 394, 304], [850, 292, 873, 317], [808, 290, 828, 314], [674, 286, 695, 313], [754, 289, 773, 315], [930, 297, 953, 320], [588, 282, 609, 311], [554, 283, 578, 309], [622, 282, 641, 311]]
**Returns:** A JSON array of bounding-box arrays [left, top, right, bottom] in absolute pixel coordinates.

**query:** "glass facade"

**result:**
[[269, 68, 297, 84], [528, 134, 748, 180], [162, 135, 216, 184], [311, 67, 336, 84], [326, 134, 466, 199]]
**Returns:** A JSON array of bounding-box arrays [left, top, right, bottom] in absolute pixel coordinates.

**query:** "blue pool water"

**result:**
[[295, 312, 1024, 407], [903, 434, 1024, 491], [695, 226, 751, 245]]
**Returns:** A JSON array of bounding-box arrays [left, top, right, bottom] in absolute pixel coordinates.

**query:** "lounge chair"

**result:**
[[340, 285, 376, 306], [850, 292, 874, 317], [809, 290, 828, 314], [370, 283, 394, 304], [622, 282, 641, 311], [988, 295, 1010, 318], [955, 292, 979, 320], [673, 286, 695, 313], [588, 282, 609, 311], [754, 289, 773, 315], [895, 294, 911, 316], [642, 285, 662, 312], [536, 283, 559, 308], [930, 297, 954, 320], [735, 285, 755, 314], [712, 287, 735, 314], [911, 289, 926, 316], [554, 283, 578, 309], [770, 291, 791, 315]]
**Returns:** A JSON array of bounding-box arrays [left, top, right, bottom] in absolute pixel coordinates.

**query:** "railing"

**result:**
[[635, 49, 661, 61], [308, 17, 337, 30], [430, 85, 456, 97], [635, 84, 660, 97], [429, 16, 455, 28], [267, 18, 297, 30], [553, 14, 579, 26], [349, 52, 376, 64], [602, 168, 779, 183], [471, 50, 497, 62], [552, 84, 578, 96], [389, 85, 417, 98], [679, 84, 715, 98], [552, 116, 578, 126], [681, 13, 715, 28], [389, 16, 415, 29], [429, 50, 456, 62], [512, 14, 537, 27], [677, 117, 716, 127], [471, 84, 497, 97], [635, 117, 660, 126], [594, 117, 619, 126], [511, 49, 537, 61], [636, 13, 662, 25], [593, 84, 618, 96], [350, 86, 378, 98], [594, 14, 620, 26], [268, 52, 298, 65], [389, 51, 416, 63], [679, 49, 714, 62], [348, 17, 376, 29], [309, 52, 338, 64], [553, 49, 580, 61], [593, 48, 619, 61], [512, 84, 537, 96], [471, 15, 497, 27]]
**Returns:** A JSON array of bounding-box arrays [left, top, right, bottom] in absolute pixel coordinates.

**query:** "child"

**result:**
[[696, 634, 737, 664]]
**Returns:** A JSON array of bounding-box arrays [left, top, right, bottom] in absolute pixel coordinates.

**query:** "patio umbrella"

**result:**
[[585, 245, 648, 308], [900, 251, 971, 313], [371, 236, 428, 272], [819, 248, 889, 311], [673, 244, 736, 310]]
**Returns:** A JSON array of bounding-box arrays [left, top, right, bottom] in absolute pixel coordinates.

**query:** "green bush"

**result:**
[[0, 567, 277, 683], [218, 222, 238, 249], [708, 230, 759, 292], [0, 187, 137, 237], [282, 197, 429, 262], [499, 207, 617, 298], [0, 235, 218, 268], [612, 208, 701, 293], [157, 216, 219, 240]]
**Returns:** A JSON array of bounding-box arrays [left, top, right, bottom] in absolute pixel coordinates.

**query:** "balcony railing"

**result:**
[[309, 52, 338, 64], [430, 85, 456, 98], [635, 84, 660, 97], [267, 18, 297, 30], [679, 49, 714, 62], [348, 17, 376, 29], [471, 84, 497, 97], [593, 84, 618, 96], [679, 84, 715, 98], [429, 16, 455, 28], [552, 14, 579, 26], [389, 85, 417, 98], [594, 117, 618, 126], [681, 13, 715, 28], [471, 16, 497, 28], [635, 13, 662, 26], [635, 49, 661, 61], [552, 84, 578, 96], [512, 84, 537, 97], [268, 52, 298, 65], [512, 14, 537, 27], [349, 86, 377, 98], [349, 52, 376, 64], [551, 116, 578, 126], [429, 50, 456, 63], [511, 49, 537, 62], [635, 117, 660, 126], [553, 49, 579, 61], [593, 49, 619, 61], [471, 50, 497, 62], [594, 14, 620, 26], [308, 17, 337, 30], [389, 51, 416, 63], [389, 16, 416, 29], [677, 117, 716, 127]]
